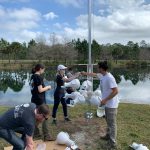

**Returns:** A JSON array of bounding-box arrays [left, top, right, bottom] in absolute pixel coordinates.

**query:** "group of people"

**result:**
[[0, 61, 119, 150]]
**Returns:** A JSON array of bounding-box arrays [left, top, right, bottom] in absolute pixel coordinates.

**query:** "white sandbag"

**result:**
[[56, 132, 75, 147], [73, 94, 86, 104], [89, 95, 101, 106], [63, 79, 80, 90], [93, 89, 102, 97], [97, 106, 105, 118], [79, 90, 88, 99], [79, 80, 92, 91], [64, 91, 81, 100], [36, 143, 46, 150], [130, 142, 149, 150]]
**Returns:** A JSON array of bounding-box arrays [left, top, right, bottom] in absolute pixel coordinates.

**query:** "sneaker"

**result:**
[[64, 117, 71, 122], [108, 140, 117, 150], [100, 134, 110, 141], [44, 135, 55, 141], [67, 103, 74, 107], [52, 119, 57, 125]]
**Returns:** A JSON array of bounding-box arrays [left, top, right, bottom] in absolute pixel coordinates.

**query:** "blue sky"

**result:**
[[0, 0, 150, 44]]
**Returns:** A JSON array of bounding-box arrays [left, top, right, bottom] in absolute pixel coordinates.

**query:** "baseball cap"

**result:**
[[57, 64, 67, 71]]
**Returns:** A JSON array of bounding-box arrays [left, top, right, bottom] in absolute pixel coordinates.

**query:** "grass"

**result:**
[[0, 103, 150, 150]]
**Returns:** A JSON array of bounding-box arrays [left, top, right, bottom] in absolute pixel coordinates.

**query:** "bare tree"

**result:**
[[49, 32, 58, 46]]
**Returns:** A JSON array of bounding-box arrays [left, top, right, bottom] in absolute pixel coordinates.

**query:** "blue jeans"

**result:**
[[0, 127, 25, 150]]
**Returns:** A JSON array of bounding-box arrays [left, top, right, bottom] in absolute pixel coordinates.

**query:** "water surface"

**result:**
[[0, 66, 150, 106]]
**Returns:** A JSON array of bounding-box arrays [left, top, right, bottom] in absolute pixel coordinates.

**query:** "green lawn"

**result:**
[[0, 103, 150, 150]]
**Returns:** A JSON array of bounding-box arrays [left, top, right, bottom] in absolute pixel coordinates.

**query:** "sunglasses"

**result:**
[[42, 114, 48, 120]]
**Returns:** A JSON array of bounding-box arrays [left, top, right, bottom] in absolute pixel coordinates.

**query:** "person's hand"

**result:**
[[25, 135, 34, 150], [47, 85, 51, 90], [81, 71, 86, 76], [101, 99, 107, 106], [75, 72, 81, 77]]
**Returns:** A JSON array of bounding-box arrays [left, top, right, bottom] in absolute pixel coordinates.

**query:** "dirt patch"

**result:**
[[55, 117, 108, 150]]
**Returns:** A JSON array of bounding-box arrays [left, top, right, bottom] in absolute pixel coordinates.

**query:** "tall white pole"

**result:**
[[88, 0, 93, 90]]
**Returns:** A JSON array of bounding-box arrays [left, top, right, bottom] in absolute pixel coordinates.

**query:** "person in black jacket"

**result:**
[[52, 64, 80, 125], [30, 64, 53, 141]]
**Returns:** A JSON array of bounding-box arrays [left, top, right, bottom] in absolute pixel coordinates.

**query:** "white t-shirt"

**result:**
[[98, 72, 119, 108]]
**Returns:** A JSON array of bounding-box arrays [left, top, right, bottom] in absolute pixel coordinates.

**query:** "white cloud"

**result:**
[[53, 23, 62, 29], [43, 12, 58, 20], [8, 7, 41, 21], [54, 0, 84, 8], [60, 0, 150, 44], [109, 0, 144, 10], [0, 7, 41, 31], [1, 0, 150, 44], [0, 6, 42, 42], [17, 30, 37, 41], [64, 27, 88, 40], [0, 29, 38, 43], [97, 0, 145, 10]]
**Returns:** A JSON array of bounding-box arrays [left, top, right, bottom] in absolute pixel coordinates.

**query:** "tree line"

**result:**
[[0, 37, 150, 64]]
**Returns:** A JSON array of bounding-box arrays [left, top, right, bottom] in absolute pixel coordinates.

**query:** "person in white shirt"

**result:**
[[81, 61, 119, 149]]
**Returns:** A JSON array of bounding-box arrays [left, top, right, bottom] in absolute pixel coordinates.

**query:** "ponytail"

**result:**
[[31, 68, 36, 74], [31, 64, 45, 74]]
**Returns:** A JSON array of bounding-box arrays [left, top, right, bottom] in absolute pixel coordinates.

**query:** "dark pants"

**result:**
[[0, 127, 25, 150], [34, 119, 50, 137], [52, 97, 67, 118], [34, 105, 50, 137]]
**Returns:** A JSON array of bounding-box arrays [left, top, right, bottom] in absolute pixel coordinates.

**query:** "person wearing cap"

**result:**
[[81, 61, 119, 149], [0, 103, 50, 150], [65, 67, 76, 105], [30, 64, 54, 141], [66, 67, 74, 78], [52, 64, 80, 124]]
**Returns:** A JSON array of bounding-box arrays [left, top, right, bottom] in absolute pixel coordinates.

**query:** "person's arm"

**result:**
[[62, 72, 80, 82], [38, 85, 51, 93], [101, 87, 118, 105], [25, 135, 34, 150], [34, 75, 51, 93], [81, 71, 97, 77]]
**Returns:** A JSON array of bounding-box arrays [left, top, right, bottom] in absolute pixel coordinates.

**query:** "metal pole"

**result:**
[[87, 0, 93, 90], [85, 0, 93, 121]]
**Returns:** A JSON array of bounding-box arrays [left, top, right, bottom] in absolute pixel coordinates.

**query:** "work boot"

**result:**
[[52, 119, 57, 125], [108, 140, 117, 150], [44, 134, 55, 141], [33, 127, 42, 139]]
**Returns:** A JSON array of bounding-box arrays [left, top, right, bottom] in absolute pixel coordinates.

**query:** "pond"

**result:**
[[0, 66, 150, 106]]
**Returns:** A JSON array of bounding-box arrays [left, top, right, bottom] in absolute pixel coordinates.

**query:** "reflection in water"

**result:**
[[0, 71, 30, 106], [0, 71, 27, 93], [0, 67, 150, 106]]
